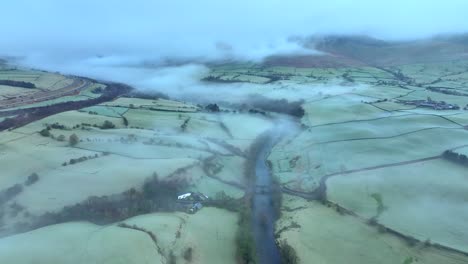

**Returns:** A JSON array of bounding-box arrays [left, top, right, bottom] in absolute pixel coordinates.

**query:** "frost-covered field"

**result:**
[[0, 96, 272, 255], [0, 208, 237, 264], [2, 59, 468, 263], [264, 61, 468, 262], [277, 195, 468, 264]]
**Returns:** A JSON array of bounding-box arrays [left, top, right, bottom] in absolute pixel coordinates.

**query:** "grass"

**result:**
[[327, 158, 468, 252], [276, 195, 468, 264], [3, 60, 468, 262]]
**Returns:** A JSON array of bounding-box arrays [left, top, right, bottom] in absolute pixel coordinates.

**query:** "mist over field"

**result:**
[[2, 0, 468, 92], [0, 0, 466, 103]]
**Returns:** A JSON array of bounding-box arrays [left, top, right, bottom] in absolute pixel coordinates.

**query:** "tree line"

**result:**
[[0, 80, 36, 88], [443, 150, 468, 166]]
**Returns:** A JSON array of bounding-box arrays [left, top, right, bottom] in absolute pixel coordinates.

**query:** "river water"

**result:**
[[251, 132, 281, 264]]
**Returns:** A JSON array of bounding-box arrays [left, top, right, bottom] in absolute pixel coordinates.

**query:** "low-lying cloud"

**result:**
[[2, 0, 468, 97], [3, 0, 468, 63]]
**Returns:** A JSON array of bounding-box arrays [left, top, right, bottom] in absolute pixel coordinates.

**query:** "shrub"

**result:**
[[39, 129, 50, 137], [180, 118, 190, 132], [235, 204, 256, 264], [279, 240, 299, 264], [205, 103, 220, 112], [168, 251, 177, 264], [69, 134, 79, 146], [49, 123, 66, 130], [370, 193, 386, 216], [57, 135, 66, 141], [0, 184, 23, 205], [183, 247, 193, 262], [424, 239, 432, 247], [25, 173, 39, 186], [101, 120, 116, 129]]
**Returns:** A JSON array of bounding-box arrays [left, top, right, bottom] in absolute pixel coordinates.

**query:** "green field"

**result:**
[[2, 59, 468, 263]]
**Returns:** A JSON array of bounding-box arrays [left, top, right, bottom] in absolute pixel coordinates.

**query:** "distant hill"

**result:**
[[314, 34, 468, 66], [264, 34, 468, 68]]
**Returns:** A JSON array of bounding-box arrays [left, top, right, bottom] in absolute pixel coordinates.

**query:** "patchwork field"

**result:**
[[0, 89, 288, 264], [2, 58, 468, 263], [276, 195, 468, 264], [0, 208, 238, 264], [264, 60, 468, 262]]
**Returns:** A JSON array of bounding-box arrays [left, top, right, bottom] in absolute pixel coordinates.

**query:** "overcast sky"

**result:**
[[1, 1, 468, 62]]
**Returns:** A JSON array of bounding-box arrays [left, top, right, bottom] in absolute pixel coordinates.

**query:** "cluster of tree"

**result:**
[[0, 80, 36, 88], [205, 191, 241, 212], [0, 173, 39, 206], [202, 76, 241, 83], [47, 122, 67, 130], [246, 95, 305, 118], [278, 240, 299, 264], [24, 173, 39, 186], [91, 87, 104, 94], [180, 118, 190, 132], [205, 103, 220, 112], [248, 109, 266, 115], [392, 69, 414, 84], [443, 150, 468, 165], [0, 184, 23, 206], [39, 123, 68, 137], [363, 98, 388, 104], [342, 72, 355, 83], [376, 80, 400, 86], [63, 154, 99, 166], [235, 204, 256, 264], [9, 202, 25, 217], [124, 90, 170, 100], [38, 129, 78, 146], [183, 247, 193, 262], [39, 128, 51, 137], [101, 120, 116, 129], [203, 159, 223, 176], [81, 120, 115, 129], [69, 134, 79, 146], [31, 173, 187, 229], [270, 176, 283, 218], [427, 86, 468, 97]]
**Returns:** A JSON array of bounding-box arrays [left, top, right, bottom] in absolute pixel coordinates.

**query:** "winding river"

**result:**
[[251, 130, 282, 264]]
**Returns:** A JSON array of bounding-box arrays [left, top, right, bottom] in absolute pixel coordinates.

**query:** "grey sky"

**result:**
[[1, 0, 468, 72]]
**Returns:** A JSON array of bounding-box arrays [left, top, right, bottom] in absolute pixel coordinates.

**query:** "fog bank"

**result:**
[[2, 0, 468, 98], [2, 1, 468, 64]]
